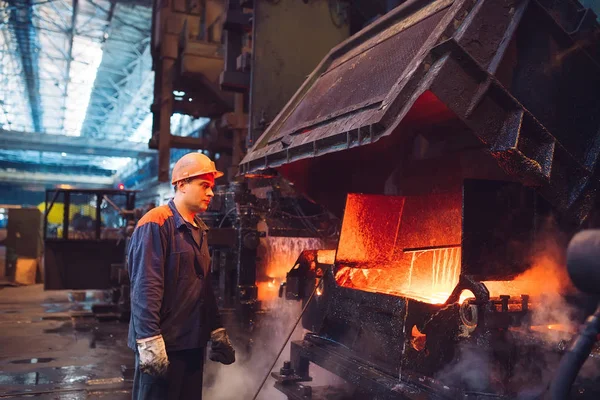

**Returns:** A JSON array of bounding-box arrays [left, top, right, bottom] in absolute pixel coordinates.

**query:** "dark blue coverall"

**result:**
[[127, 200, 221, 399]]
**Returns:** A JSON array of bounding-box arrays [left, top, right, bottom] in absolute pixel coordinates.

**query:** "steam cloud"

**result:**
[[204, 237, 342, 399], [435, 220, 599, 395], [203, 298, 345, 399], [203, 299, 303, 400]]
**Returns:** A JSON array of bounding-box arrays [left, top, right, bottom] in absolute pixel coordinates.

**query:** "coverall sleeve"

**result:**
[[128, 222, 167, 340]]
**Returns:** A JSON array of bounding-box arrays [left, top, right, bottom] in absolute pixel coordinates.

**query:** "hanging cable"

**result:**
[[251, 276, 322, 400], [218, 207, 237, 228]]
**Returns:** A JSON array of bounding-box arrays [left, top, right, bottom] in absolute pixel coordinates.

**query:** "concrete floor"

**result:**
[[0, 283, 344, 400], [0, 284, 133, 399]]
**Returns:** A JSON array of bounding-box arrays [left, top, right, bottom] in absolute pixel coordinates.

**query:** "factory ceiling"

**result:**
[[0, 0, 155, 189]]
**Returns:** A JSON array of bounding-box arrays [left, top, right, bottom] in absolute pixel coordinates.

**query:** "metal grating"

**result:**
[[276, 8, 448, 138]]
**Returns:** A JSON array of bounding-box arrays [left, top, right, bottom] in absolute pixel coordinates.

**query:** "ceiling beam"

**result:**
[[62, 0, 79, 126], [0, 169, 114, 187], [9, 0, 43, 131], [102, 0, 117, 42], [0, 129, 156, 158]]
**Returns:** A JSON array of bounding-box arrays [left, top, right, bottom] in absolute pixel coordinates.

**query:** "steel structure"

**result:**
[[0, 0, 155, 188]]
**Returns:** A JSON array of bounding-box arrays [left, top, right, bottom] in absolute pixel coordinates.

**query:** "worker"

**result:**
[[127, 152, 235, 400]]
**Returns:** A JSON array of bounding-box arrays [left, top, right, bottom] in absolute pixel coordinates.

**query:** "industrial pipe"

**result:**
[[550, 230, 600, 399]]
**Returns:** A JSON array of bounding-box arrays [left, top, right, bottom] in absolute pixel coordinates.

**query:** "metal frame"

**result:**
[[0, 0, 154, 185], [43, 187, 137, 240], [273, 336, 460, 400], [7, 0, 43, 131], [240, 0, 600, 223], [42, 187, 138, 290], [0, 128, 156, 157], [81, 36, 155, 140]]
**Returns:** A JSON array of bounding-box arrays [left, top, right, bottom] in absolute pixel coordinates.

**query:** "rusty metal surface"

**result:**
[[241, 0, 600, 222]]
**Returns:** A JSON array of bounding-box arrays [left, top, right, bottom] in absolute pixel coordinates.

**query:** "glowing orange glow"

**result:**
[[257, 278, 280, 301], [336, 194, 406, 266], [334, 193, 572, 306], [257, 237, 330, 301], [458, 290, 475, 304], [317, 250, 336, 265], [335, 193, 462, 304], [336, 246, 461, 304], [336, 260, 568, 305], [411, 325, 427, 352], [475, 259, 572, 304], [316, 279, 324, 296], [528, 324, 575, 334], [259, 237, 325, 279]]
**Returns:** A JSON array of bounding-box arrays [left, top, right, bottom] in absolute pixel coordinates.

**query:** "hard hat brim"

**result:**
[[171, 170, 224, 185]]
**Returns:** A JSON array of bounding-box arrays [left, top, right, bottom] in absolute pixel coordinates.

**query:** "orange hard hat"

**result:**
[[171, 152, 224, 185]]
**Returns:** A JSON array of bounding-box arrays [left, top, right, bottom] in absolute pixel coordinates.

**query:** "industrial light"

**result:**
[[118, 183, 125, 190], [173, 90, 186, 96], [61, 152, 67, 157]]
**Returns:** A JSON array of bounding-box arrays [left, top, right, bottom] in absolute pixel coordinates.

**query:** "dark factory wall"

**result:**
[[0, 184, 45, 207]]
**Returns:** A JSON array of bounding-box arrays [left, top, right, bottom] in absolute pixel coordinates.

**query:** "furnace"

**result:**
[[275, 183, 591, 398], [241, 0, 600, 397]]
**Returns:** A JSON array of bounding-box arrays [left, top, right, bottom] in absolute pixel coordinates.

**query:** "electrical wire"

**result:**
[[250, 276, 322, 400], [217, 207, 237, 228]]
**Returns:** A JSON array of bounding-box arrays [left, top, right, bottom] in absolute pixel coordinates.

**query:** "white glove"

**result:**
[[136, 335, 169, 377]]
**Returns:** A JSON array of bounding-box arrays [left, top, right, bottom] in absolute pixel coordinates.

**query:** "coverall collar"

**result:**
[[168, 199, 209, 231]]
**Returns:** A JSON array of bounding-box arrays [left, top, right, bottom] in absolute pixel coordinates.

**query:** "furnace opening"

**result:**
[[334, 193, 549, 305]]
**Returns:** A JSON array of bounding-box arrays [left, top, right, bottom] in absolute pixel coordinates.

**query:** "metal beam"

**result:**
[[62, 0, 79, 127], [8, 0, 43, 132], [0, 129, 157, 158], [102, 0, 117, 43], [80, 1, 153, 139], [0, 169, 114, 186], [82, 41, 154, 139]]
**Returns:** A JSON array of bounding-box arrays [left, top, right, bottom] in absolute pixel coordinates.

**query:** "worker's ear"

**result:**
[[177, 180, 187, 193]]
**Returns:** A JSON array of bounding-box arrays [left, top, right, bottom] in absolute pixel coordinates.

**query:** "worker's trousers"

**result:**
[[132, 348, 205, 400]]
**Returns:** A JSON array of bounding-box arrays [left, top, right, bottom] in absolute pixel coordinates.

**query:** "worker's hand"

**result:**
[[209, 328, 236, 365], [136, 335, 169, 377]]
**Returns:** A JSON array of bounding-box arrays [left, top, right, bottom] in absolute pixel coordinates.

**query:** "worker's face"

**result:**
[[179, 175, 215, 213]]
